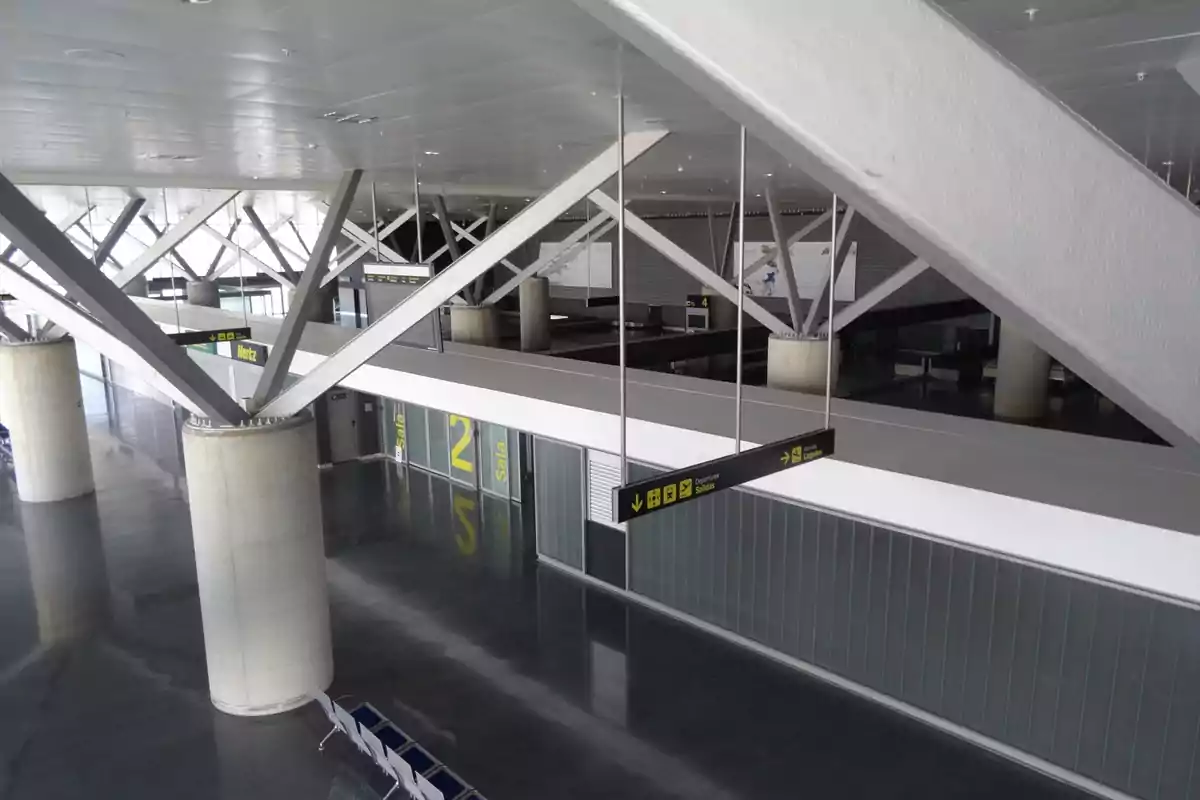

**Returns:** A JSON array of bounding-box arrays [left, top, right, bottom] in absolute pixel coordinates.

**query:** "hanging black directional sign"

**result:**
[[0, 293, 15, 302], [613, 427, 835, 523], [168, 327, 251, 347]]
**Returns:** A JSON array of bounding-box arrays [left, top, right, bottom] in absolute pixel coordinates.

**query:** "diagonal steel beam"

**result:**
[[261, 129, 669, 419], [242, 205, 299, 282], [205, 218, 240, 277], [541, 218, 618, 278], [253, 169, 363, 407], [0, 173, 248, 424], [94, 197, 145, 268], [200, 224, 296, 288], [719, 201, 738, 279], [140, 214, 200, 280], [209, 213, 291, 279], [589, 190, 792, 336], [765, 186, 803, 333], [471, 202, 499, 299], [445, 215, 522, 273], [4, 207, 94, 269], [320, 208, 417, 288], [288, 220, 311, 257], [425, 216, 484, 264], [112, 190, 237, 288], [483, 210, 613, 305], [800, 207, 857, 336], [745, 209, 833, 283], [0, 308, 30, 342], [335, 215, 409, 264], [821, 257, 929, 334], [431, 195, 473, 303], [0, 263, 205, 412]]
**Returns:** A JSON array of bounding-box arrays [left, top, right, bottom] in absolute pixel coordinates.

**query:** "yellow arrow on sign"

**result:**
[[208, 334, 216, 342], [632, 495, 644, 512], [780, 452, 790, 465]]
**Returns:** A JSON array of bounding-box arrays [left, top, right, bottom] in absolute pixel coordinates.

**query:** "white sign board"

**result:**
[[540, 241, 612, 289], [744, 241, 857, 301]]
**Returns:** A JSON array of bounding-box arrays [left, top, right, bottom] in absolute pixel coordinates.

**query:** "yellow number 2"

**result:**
[[449, 414, 474, 473]]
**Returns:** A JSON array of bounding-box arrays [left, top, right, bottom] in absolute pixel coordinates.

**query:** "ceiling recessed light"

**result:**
[[755, 193, 762, 198], [321, 111, 339, 119], [140, 153, 199, 162], [334, 113, 360, 123], [676, 165, 684, 172], [765, 172, 773, 177], [1137, 70, 1147, 82], [424, 150, 439, 156], [590, 91, 597, 97], [355, 116, 378, 124], [659, 190, 667, 195], [181, 0, 213, 4], [1024, 7, 1037, 21], [281, 47, 294, 57], [306, 143, 319, 150]]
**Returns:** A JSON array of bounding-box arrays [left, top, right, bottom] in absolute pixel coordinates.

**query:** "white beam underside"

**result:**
[[209, 214, 292, 278], [261, 129, 669, 418], [200, 225, 296, 288], [570, 0, 1200, 450], [112, 190, 238, 288], [588, 191, 792, 336]]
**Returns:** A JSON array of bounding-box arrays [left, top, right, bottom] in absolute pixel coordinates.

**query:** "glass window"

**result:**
[[407, 404, 429, 468], [427, 408, 449, 475]]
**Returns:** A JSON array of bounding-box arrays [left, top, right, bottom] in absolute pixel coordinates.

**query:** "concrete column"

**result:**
[[20, 494, 111, 643], [186, 279, 221, 308], [450, 305, 499, 346], [519, 277, 551, 351], [766, 334, 840, 395], [994, 326, 1051, 421], [181, 413, 332, 716], [122, 275, 148, 298], [0, 338, 94, 502]]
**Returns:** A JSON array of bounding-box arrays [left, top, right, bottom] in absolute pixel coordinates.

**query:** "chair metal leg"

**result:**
[[318, 724, 339, 751]]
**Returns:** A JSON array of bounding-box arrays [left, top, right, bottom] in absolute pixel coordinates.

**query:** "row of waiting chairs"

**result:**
[[315, 691, 482, 800]]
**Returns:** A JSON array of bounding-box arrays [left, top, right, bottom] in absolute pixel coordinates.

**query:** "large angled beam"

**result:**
[[288, 220, 311, 257], [253, 169, 362, 407], [200, 224, 296, 288], [745, 209, 832, 283], [569, 0, 1200, 448], [112, 190, 237, 288], [242, 205, 299, 282], [589, 190, 792, 336], [0, 264, 204, 411], [471, 202, 499, 299], [483, 210, 613, 305], [765, 186, 803, 333], [205, 218, 240, 277], [821, 258, 929, 334], [209, 214, 290, 278], [799, 208, 856, 337], [0, 309, 30, 342], [261, 129, 668, 418], [140, 214, 201, 280], [321, 208, 417, 288], [425, 216, 485, 264], [0, 173, 248, 423], [93, 197, 145, 268], [3, 207, 93, 268]]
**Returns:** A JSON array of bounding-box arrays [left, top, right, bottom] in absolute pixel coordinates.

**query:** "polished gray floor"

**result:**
[[0, 415, 1095, 799]]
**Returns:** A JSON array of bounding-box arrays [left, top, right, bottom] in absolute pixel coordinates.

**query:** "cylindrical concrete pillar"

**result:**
[[181, 413, 332, 716], [994, 326, 1051, 421], [186, 280, 221, 307], [20, 494, 110, 643], [766, 334, 841, 395], [0, 339, 94, 502], [519, 277, 551, 352], [450, 305, 499, 346], [123, 275, 148, 298]]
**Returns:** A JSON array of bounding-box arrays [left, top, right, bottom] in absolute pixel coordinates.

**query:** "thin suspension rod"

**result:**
[[825, 195, 838, 428], [734, 127, 747, 454], [617, 90, 628, 481], [371, 181, 380, 263]]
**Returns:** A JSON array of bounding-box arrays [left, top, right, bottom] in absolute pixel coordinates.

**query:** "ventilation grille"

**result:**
[[587, 449, 624, 531]]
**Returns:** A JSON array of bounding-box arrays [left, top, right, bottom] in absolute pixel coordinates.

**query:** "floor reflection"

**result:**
[[0, 413, 1093, 799]]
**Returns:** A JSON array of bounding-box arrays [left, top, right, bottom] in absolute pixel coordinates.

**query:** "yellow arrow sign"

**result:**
[[631, 495, 644, 512], [780, 452, 791, 465]]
